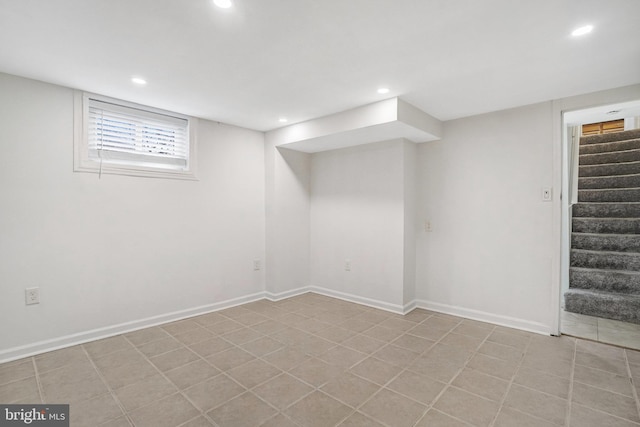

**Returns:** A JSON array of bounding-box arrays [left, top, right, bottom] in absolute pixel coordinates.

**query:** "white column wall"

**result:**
[[309, 140, 406, 309], [264, 134, 311, 297]]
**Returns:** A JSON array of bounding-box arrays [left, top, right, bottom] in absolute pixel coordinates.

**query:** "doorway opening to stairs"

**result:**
[[560, 101, 640, 350]]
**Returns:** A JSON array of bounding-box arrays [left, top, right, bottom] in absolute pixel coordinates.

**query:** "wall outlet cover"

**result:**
[[25, 287, 40, 305]]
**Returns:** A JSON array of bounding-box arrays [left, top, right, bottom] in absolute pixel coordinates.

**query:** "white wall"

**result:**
[[415, 102, 555, 332], [309, 140, 407, 309], [264, 134, 311, 297], [403, 140, 417, 306], [4, 72, 638, 360], [0, 73, 266, 360]]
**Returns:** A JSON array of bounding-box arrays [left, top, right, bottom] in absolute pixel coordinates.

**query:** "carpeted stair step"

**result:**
[[579, 161, 640, 177], [567, 128, 640, 326], [577, 187, 640, 202], [572, 202, 640, 218], [572, 233, 640, 252], [580, 138, 640, 155], [571, 249, 640, 271], [570, 267, 640, 295], [579, 149, 640, 166], [580, 129, 640, 145], [564, 288, 640, 324], [573, 218, 640, 234], [579, 174, 640, 189]]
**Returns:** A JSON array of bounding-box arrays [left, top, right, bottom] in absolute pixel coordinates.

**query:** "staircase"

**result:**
[[564, 128, 640, 324]]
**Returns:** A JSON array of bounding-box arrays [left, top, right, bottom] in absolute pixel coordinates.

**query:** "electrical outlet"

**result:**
[[345, 259, 351, 271], [424, 220, 432, 232], [542, 187, 552, 202], [25, 287, 40, 305], [253, 259, 261, 271]]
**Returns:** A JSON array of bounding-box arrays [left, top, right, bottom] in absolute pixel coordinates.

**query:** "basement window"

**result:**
[[74, 92, 197, 179]]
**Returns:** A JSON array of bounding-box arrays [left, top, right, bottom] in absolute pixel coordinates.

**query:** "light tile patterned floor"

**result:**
[[561, 309, 640, 351], [2, 293, 640, 426]]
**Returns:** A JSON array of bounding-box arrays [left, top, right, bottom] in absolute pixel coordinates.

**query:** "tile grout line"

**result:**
[[330, 316, 545, 427], [15, 296, 639, 427], [79, 344, 135, 427], [184, 331, 312, 427], [487, 331, 533, 427], [562, 308, 640, 351], [147, 316, 295, 426], [137, 300, 368, 426], [24, 305, 518, 427], [258, 311, 430, 425], [571, 402, 640, 426], [572, 339, 640, 425], [411, 322, 499, 427], [342, 315, 469, 427], [624, 350, 640, 422], [254, 297, 386, 426], [0, 361, 37, 389], [119, 334, 226, 427], [572, 378, 639, 399], [564, 335, 577, 426], [263, 312, 434, 427], [31, 357, 45, 405], [94, 333, 194, 413], [170, 300, 355, 425], [336, 320, 441, 427], [266, 310, 445, 427]]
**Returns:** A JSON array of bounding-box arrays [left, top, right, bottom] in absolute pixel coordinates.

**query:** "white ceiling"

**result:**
[[0, 0, 639, 132]]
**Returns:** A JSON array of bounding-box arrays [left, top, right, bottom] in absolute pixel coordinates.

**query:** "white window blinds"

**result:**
[[87, 98, 189, 170]]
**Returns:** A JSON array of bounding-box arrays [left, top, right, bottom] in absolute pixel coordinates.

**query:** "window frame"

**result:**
[[74, 91, 198, 180]]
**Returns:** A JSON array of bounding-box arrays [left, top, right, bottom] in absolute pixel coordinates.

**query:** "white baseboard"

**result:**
[[0, 289, 553, 364], [403, 299, 418, 314], [308, 286, 405, 314], [0, 291, 266, 364], [265, 287, 312, 301], [414, 299, 551, 335]]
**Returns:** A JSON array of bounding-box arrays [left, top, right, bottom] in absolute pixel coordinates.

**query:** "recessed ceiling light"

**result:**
[[571, 25, 593, 37], [278, 117, 288, 123], [213, 0, 232, 8], [131, 77, 147, 85], [377, 87, 390, 94]]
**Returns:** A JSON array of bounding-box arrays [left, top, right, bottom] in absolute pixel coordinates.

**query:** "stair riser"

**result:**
[[580, 129, 640, 145], [565, 291, 640, 324], [579, 162, 640, 177], [578, 188, 640, 202], [571, 251, 640, 271], [572, 203, 640, 218], [567, 131, 640, 325], [573, 219, 640, 234], [580, 138, 640, 155], [570, 268, 640, 295], [579, 174, 640, 189], [572, 234, 640, 253], [580, 150, 640, 166]]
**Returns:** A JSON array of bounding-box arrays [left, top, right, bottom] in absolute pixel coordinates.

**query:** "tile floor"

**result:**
[[2, 293, 640, 427], [561, 309, 640, 351]]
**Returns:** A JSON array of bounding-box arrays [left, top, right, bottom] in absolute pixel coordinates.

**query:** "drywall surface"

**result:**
[[0, 73, 265, 356], [415, 102, 554, 330], [403, 140, 417, 306], [264, 131, 311, 296], [309, 140, 406, 307]]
